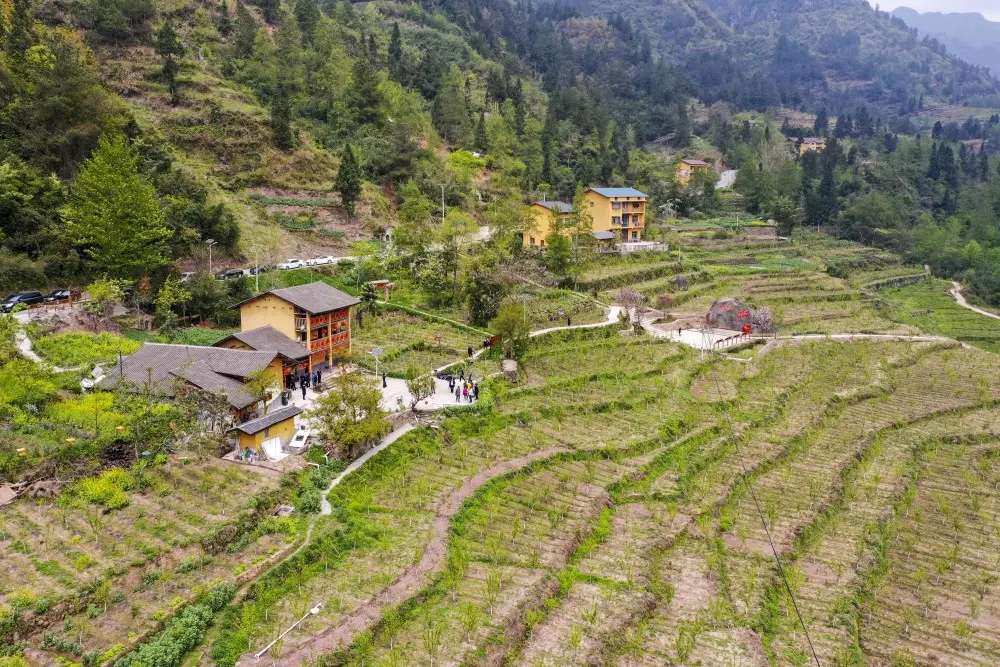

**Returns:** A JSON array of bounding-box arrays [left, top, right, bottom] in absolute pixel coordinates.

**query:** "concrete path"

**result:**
[[529, 305, 623, 337], [13, 318, 79, 373], [319, 423, 416, 515], [951, 281, 1000, 321]]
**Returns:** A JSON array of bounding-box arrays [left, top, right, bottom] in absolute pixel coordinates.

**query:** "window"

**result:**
[[631, 231, 638, 240], [530, 236, 536, 245], [612, 216, 621, 225], [611, 202, 621, 210], [540, 239, 546, 247], [632, 202, 640, 209], [589, 202, 594, 207]]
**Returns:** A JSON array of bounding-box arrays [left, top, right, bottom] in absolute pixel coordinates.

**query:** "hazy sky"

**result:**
[[891, 1, 1000, 21]]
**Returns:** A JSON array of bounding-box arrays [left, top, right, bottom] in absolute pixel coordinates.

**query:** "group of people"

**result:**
[[285, 367, 324, 399], [449, 370, 479, 403]]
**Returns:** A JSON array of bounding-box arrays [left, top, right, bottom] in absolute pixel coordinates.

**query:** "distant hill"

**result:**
[[892, 6, 1000, 75], [565, 0, 998, 116]]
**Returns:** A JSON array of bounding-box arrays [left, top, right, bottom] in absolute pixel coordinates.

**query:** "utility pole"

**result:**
[[206, 238, 217, 276]]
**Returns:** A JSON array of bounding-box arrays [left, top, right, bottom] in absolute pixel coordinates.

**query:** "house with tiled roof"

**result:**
[[234, 281, 360, 373], [524, 200, 572, 247], [583, 187, 648, 243], [675, 159, 711, 185], [98, 343, 283, 416]]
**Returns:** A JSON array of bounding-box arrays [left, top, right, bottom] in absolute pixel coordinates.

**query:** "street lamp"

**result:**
[[206, 239, 217, 276]]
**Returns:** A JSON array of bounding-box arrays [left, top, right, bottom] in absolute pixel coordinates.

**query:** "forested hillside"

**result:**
[[2, 0, 1000, 307]]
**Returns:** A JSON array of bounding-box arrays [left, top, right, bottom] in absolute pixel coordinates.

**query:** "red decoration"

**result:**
[[719, 304, 734, 311], [737, 309, 750, 319]]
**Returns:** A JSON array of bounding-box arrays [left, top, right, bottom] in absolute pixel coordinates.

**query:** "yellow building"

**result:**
[[675, 159, 710, 185], [524, 200, 572, 247], [229, 405, 302, 456], [235, 282, 360, 373], [799, 137, 827, 155], [582, 187, 648, 243]]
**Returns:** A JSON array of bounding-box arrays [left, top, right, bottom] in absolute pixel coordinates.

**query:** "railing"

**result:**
[[295, 317, 307, 331], [712, 332, 750, 350]]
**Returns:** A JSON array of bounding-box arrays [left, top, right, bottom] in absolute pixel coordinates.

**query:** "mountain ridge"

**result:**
[[892, 6, 1000, 75]]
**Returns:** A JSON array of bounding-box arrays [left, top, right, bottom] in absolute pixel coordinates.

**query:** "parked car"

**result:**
[[42, 289, 82, 303], [278, 259, 305, 270], [215, 268, 245, 280], [0, 291, 43, 313], [248, 265, 272, 275], [307, 255, 336, 266], [179, 272, 195, 283]]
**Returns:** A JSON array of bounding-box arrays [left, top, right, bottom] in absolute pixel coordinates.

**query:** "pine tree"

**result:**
[[813, 108, 828, 136], [474, 111, 489, 154], [294, 0, 320, 44], [62, 134, 171, 279], [388, 22, 403, 81], [541, 107, 556, 184], [271, 83, 293, 150], [348, 57, 382, 126], [928, 143, 940, 179], [980, 150, 990, 182], [511, 79, 525, 137], [742, 119, 752, 143], [674, 100, 691, 147], [155, 21, 184, 105], [217, 0, 232, 36], [336, 144, 362, 218], [368, 34, 377, 65], [234, 2, 256, 58], [7, 0, 34, 56], [259, 0, 279, 24]]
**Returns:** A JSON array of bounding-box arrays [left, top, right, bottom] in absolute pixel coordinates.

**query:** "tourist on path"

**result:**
[[474, 383, 479, 401], [316, 369, 322, 384], [301, 383, 307, 400], [467, 345, 474, 358], [382, 372, 387, 388], [462, 385, 469, 402], [455, 386, 461, 402]]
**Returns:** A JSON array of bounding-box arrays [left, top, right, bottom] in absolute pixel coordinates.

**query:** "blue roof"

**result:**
[[534, 200, 573, 213], [588, 187, 647, 199]]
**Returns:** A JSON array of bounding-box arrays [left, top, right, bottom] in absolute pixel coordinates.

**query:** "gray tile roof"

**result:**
[[169, 361, 257, 410], [218, 326, 309, 360], [591, 230, 617, 241], [265, 282, 360, 314], [99, 343, 277, 410], [534, 200, 573, 213], [589, 187, 648, 199], [230, 405, 303, 435]]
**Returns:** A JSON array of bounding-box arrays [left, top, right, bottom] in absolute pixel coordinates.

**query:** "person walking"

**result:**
[[300, 371, 308, 388], [567, 315, 572, 327], [301, 382, 307, 400], [316, 369, 322, 384], [467, 345, 474, 358], [459, 370, 464, 382], [455, 385, 461, 402], [474, 383, 479, 401], [462, 385, 468, 402], [382, 372, 387, 388]]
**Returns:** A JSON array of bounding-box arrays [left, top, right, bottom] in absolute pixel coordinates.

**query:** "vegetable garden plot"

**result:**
[[514, 582, 655, 666], [352, 310, 481, 373], [1, 458, 286, 657], [862, 434, 1000, 666], [767, 406, 1000, 663]]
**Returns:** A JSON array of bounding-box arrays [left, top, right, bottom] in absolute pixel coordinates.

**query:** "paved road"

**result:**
[[951, 281, 1000, 321]]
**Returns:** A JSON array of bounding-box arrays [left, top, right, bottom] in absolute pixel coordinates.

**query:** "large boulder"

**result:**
[[706, 297, 754, 332]]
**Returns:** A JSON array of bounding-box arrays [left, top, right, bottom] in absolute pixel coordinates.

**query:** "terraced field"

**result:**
[[198, 319, 1000, 666]]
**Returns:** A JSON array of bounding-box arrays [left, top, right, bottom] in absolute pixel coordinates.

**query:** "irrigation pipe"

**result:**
[[709, 362, 822, 667]]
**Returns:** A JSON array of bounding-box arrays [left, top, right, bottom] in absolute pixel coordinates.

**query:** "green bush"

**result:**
[[75, 468, 136, 509], [295, 488, 321, 514]]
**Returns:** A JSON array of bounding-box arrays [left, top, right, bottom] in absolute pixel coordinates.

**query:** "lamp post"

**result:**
[[206, 239, 217, 276], [439, 185, 446, 223]]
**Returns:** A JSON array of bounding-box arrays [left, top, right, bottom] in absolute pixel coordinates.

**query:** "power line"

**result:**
[[709, 362, 822, 667]]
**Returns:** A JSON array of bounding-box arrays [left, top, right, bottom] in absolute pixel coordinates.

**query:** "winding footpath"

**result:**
[[951, 281, 1000, 321]]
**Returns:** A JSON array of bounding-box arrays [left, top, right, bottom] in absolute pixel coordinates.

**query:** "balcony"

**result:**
[[295, 317, 307, 331]]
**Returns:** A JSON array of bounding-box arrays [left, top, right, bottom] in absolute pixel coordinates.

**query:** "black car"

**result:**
[[43, 289, 82, 303], [215, 268, 245, 280], [248, 265, 272, 276], [0, 291, 43, 313]]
